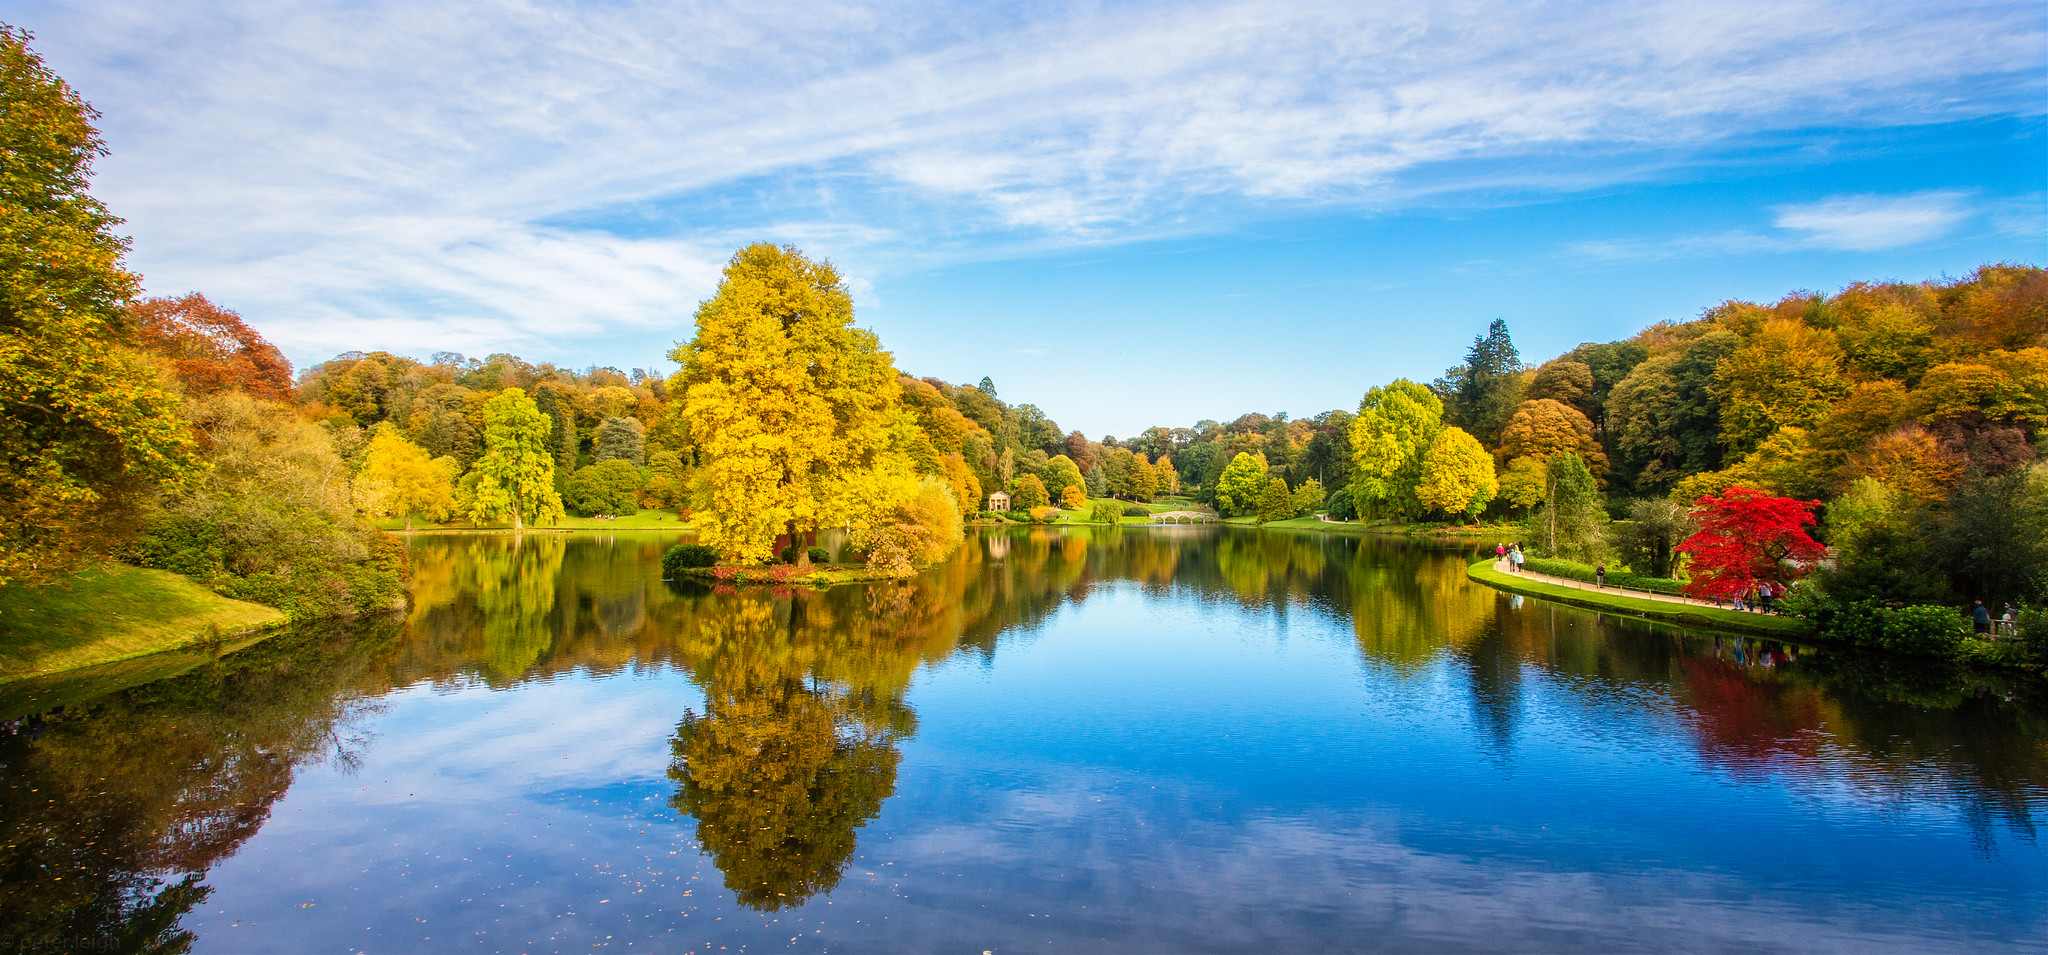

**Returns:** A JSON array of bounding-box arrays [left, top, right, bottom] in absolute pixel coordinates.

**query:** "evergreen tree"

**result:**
[[594, 416, 646, 465], [1433, 318, 1523, 443]]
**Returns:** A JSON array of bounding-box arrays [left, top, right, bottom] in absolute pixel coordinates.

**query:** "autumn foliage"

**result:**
[[127, 293, 295, 402], [1674, 487, 1825, 600]]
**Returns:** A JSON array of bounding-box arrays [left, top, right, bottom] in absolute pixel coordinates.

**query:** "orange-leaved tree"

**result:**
[[1674, 487, 1824, 601]]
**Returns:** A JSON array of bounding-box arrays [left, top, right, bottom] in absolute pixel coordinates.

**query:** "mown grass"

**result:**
[[1467, 559, 1809, 638], [0, 564, 286, 682]]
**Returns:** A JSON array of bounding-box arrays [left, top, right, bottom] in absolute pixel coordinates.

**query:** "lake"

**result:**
[[2, 526, 2044, 953]]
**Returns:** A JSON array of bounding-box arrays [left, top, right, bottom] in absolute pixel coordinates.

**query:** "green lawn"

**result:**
[[0, 564, 286, 681], [1467, 559, 1809, 638]]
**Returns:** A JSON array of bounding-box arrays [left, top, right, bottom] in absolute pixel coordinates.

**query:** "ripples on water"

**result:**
[[1, 526, 2043, 952]]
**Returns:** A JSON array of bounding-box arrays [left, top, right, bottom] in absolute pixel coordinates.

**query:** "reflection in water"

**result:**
[[0, 618, 403, 953], [0, 526, 2040, 947]]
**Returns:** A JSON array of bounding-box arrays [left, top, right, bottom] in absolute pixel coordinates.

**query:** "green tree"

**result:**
[[593, 416, 646, 465], [1255, 476, 1292, 525], [1498, 456, 1547, 517], [466, 388, 564, 529], [1009, 473, 1049, 510], [1084, 465, 1108, 497], [1416, 426, 1498, 519], [1347, 379, 1443, 521], [1532, 452, 1605, 562], [1090, 497, 1123, 525], [1290, 478, 1326, 518], [354, 424, 458, 530], [1434, 318, 1523, 443], [564, 460, 647, 517], [1608, 498, 1693, 578], [671, 244, 914, 563], [1041, 455, 1084, 501], [0, 28, 199, 585], [1215, 452, 1269, 517]]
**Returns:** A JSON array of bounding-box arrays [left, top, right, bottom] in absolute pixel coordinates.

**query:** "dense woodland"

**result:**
[[3, 25, 2044, 652]]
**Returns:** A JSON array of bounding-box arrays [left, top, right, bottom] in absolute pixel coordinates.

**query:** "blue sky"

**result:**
[[11, 1, 2046, 435]]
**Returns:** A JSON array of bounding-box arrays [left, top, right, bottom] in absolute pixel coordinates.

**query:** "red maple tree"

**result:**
[[125, 293, 295, 402], [1675, 486, 1825, 600]]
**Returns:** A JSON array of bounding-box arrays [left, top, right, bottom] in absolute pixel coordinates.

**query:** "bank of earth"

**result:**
[[0, 564, 286, 683]]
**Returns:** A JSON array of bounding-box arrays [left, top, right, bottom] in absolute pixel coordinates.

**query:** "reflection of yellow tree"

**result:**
[[666, 599, 908, 910]]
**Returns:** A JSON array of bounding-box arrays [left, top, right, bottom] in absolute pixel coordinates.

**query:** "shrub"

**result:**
[[1090, 499, 1124, 525], [806, 546, 830, 564], [1123, 503, 1150, 517], [1520, 556, 1685, 595], [662, 543, 718, 576], [2017, 608, 2048, 660], [1029, 506, 1060, 524], [1325, 487, 1356, 522], [1796, 599, 1969, 658]]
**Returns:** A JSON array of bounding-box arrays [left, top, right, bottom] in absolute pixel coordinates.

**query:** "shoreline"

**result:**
[[0, 565, 289, 685], [1467, 558, 1810, 638]]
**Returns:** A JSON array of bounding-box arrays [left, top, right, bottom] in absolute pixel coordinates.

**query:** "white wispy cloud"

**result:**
[[1771, 191, 1976, 251], [13, 0, 2044, 365]]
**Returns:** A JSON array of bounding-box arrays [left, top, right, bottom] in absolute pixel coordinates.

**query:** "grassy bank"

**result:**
[[0, 564, 287, 682], [1467, 559, 1809, 638]]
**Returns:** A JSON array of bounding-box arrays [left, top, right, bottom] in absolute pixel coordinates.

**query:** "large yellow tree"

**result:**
[[1416, 426, 1499, 518], [671, 244, 914, 563]]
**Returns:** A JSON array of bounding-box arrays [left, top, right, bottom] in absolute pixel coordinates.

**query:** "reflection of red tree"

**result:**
[[1679, 658, 1823, 774]]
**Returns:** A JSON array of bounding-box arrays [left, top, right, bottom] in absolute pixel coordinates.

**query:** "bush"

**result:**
[[1029, 506, 1060, 524], [1325, 487, 1356, 522], [1090, 499, 1124, 525], [807, 546, 830, 564], [662, 543, 718, 576], [1123, 503, 1150, 517], [1795, 598, 1970, 658], [1520, 556, 1685, 595]]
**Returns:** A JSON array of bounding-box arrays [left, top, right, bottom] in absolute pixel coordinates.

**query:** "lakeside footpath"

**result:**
[[1467, 558, 1809, 638]]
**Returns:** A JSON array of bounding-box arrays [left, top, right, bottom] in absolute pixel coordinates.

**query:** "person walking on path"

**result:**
[[1974, 600, 1992, 634], [1509, 546, 1524, 574], [1595, 563, 1606, 588]]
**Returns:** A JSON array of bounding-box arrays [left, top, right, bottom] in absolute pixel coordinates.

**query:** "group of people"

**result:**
[[1975, 601, 2021, 636], [1723, 582, 1782, 614], [1495, 542, 1524, 573]]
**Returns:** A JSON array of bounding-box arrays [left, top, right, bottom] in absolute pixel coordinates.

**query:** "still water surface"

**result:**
[[2, 527, 2044, 952]]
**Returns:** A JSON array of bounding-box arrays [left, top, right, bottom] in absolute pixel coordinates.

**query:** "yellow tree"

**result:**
[[354, 424, 458, 530], [467, 388, 563, 529], [1129, 453, 1160, 501], [1416, 426, 1499, 518], [0, 28, 198, 585], [1713, 318, 1849, 453], [1347, 380, 1442, 520], [672, 244, 913, 563]]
